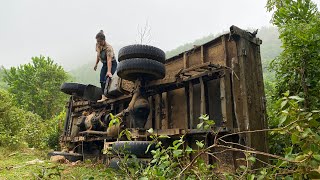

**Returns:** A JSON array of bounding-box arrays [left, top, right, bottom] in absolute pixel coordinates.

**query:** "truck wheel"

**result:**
[[112, 141, 155, 158], [60, 83, 87, 96], [109, 158, 121, 169], [117, 58, 165, 81], [118, 44, 166, 63]]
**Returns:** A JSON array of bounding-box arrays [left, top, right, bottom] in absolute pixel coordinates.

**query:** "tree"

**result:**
[[0, 67, 8, 89], [267, 0, 320, 109], [3, 56, 69, 119]]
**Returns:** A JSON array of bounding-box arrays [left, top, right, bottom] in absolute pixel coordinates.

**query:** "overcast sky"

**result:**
[[0, 0, 319, 70]]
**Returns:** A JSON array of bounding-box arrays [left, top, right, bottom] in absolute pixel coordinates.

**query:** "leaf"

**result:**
[[308, 170, 320, 179], [279, 115, 288, 126], [291, 133, 299, 144], [313, 154, 320, 161], [150, 158, 157, 164], [147, 128, 154, 134], [301, 128, 312, 138], [185, 146, 193, 154], [206, 120, 215, 125], [281, 100, 288, 109], [204, 125, 210, 130], [248, 156, 256, 163], [173, 149, 183, 158], [289, 95, 304, 102], [283, 90, 290, 97], [158, 135, 170, 139], [247, 174, 255, 180], [284, 176, 293, 180], [138, 177, 149, 180], [156, 141, 162, 148], [197, 122, 204, 129], [160, 154, 169, 160], [173, 140, 180, 146], [196, 140, 204, 148], [145, 143, 153, 154], [109, 113, 115, 119], [295, 155, 306, 161], [199, 114, 209, 121], [311, 144, 319, 153]]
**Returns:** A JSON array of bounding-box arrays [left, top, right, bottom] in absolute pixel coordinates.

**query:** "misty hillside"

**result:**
[[69, 63, 101, 86], [70, 26, 281, 85]]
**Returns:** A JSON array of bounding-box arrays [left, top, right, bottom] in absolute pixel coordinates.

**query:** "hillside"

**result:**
[[68, 63, 100, 86]]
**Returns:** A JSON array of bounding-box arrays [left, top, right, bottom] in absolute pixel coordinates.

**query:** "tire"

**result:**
[[83, 84, 102, 102], [112, 141, 155, 158], [118, 44, 166, 63], [60, 83, 87, 96], [109, 158, 121, 169], [117, 58, 165, 81], [48, 151, 83, 162]]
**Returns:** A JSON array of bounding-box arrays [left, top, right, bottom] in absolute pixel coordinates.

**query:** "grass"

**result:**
[[0, 147, 112, 180]]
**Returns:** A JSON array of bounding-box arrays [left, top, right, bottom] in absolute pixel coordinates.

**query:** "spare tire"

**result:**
[[117, 58, 165, 82], [118, 44, 166, 63], [60, 83, 87, 96], [112, 141, 155, 158]]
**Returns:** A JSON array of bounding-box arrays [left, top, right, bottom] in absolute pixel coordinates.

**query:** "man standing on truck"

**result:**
[[94, 30, 117, 102]]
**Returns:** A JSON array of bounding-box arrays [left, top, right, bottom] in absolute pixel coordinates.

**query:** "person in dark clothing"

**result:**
[[94, 30, 117, 102]]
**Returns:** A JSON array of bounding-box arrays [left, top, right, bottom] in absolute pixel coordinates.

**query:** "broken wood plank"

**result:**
[[200, 77, 206, 116], [188, 81, 194, 129], [145, 96, 153, 129], [201, 45, 204, 63], [183, 52, 188, 69], [162, 92, 169, 129], [154, 94, 162, 130]]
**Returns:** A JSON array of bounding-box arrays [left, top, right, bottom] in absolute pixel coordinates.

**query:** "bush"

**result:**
[[0, 89, 64, 149], [0, 89, 26, 148]]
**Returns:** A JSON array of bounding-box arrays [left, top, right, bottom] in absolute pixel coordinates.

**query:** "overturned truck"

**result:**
[[53, 26, 268, 170]]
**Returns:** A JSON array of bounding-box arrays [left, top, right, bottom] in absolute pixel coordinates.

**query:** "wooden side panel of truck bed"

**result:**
[[140, 26, 267, 155]]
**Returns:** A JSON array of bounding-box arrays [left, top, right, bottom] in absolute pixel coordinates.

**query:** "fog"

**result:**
[[0, 0, 319, 70]]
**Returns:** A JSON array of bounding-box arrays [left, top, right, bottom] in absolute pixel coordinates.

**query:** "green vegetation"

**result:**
[[268, 0, 320, 109], [0, 56, 68, 150], [0, 85, 62, 150], [3, 56, 69, 120], [0, 147, 108, 179], [0, 67, 8, 89]]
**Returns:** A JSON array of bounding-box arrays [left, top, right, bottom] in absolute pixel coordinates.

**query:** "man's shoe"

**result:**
[[97, 95, 108, 102]]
